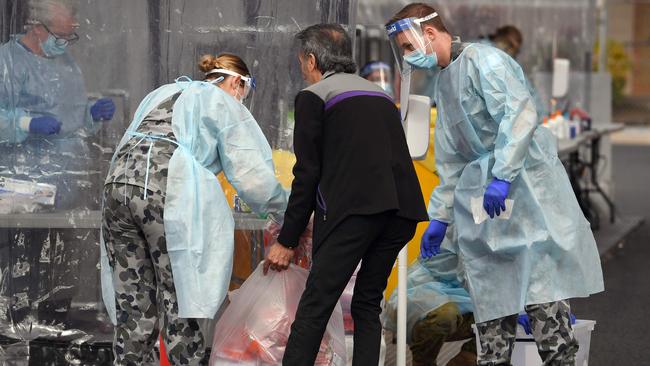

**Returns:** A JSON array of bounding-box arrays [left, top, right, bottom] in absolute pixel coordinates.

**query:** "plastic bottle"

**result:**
[[571, 113, 582, 136], [555, 111, 569, 139]]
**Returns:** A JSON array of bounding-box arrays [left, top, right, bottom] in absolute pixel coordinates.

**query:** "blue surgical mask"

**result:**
[[41, 35, 67, 57], [404, 48, 438, 69]]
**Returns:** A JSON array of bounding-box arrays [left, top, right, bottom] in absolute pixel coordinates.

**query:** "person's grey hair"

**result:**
[[27, 0, 79, 25], [295, 24, 357, 74]]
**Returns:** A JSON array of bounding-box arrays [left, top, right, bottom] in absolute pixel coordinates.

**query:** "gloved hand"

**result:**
[[518, 312, 576, 335], [90, 98, 116, 121], [517, 314, 532, 335], [29, 116, 61, 135], [421, 219, 447, 259], [483, 178, 511, 218]]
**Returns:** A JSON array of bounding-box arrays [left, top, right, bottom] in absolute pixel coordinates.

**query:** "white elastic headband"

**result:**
[[206, 68, 251, 83], [413, 12, 438, 25]]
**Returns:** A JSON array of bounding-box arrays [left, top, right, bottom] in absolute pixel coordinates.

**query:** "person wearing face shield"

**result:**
[[386, 3, 604, 365], [0, 0, 115, 332], [100, 53, 287, 364], [359, 61, 395, 98], [263, 24, 428, 365]]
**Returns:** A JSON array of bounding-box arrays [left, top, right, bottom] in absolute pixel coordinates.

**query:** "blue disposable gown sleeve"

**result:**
[[471, 49, 539, 182], [212, 95, 288, 221], [0, 104, 30, 144], [427, 125, 467, 224], [526, 77, 548, 123], [84, 101, 101, 135], [0, 51, 30, 143]]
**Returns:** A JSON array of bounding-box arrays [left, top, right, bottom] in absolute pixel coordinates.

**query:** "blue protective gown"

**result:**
[[100, 79, 288, 323], [383, 248, 473, 343], [0, 36, 98, 210], [476, 38, 548, 121], [427, 42, 604, 323]]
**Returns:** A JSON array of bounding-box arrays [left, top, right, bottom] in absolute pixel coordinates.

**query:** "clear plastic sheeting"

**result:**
[[357, 0, 597, 112], [149, 0, 357, 150], [358, 0, 596, 73], [0, 0, 357, 364]]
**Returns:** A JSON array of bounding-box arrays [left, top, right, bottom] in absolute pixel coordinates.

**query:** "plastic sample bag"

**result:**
[[210, 263, 346, 365]]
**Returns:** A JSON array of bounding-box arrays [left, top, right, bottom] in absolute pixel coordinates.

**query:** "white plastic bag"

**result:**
[[210, 263, 346, 365]]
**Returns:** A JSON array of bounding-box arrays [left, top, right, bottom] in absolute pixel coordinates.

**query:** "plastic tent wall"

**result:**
[[0, 0, 356, 364], [357, 0, 597, 111]]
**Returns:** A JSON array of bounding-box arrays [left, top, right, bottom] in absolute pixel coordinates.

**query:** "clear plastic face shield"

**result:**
[[206, 68, 256, 103], [360, 62, 393, 95], [386, 13, 439, 121], [385, 13, 438, 75]]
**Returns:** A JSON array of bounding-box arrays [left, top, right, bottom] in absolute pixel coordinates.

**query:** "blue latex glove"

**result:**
[[90, 98, 116, 121], [518, 312, 576, 336], [483, 178, 511, 218], [420, 219, 447, 259], [29, 116, 61, 135], [517, 314, 532, 335]]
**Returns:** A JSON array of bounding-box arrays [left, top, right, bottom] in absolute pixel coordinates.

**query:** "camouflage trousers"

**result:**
[[102, 184, 205, 365], [410, 302, 476, 366], [476, 300, 578, 366]]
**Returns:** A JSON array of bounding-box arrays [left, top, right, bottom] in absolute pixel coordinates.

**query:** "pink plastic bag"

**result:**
[[210, 263, 346, 365]]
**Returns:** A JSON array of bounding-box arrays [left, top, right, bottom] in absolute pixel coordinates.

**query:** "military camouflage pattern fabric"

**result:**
[[410, 302, 476, 366], [102, 184, 205, 365], [105, 92, 181, 195], [476, 300, 578, 366]]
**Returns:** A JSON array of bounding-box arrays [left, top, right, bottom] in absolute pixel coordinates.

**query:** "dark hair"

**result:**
[[295, 23, 357, 74], [386, 3, 449, 34], [489, 25, 523, 45]]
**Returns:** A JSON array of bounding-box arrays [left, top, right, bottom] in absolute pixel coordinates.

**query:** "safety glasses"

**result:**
[[40, 22, 80, 46], [206, 68, 256, 100]]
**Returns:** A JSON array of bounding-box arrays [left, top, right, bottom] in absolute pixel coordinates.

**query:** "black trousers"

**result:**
[[283, 212, 418, 366]]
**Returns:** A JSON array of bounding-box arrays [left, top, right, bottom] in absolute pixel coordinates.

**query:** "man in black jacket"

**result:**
[[264, 23, 429, 366]]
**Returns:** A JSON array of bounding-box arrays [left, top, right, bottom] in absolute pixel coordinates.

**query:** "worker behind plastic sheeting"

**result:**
[[383, 247, 476, 366], [101, 53, 288, 365], [264, 24, 428, 366], [359, 61, 394, 98], [0, 0, 115, 341], [477, 25, 548, 121], [0, 0, 116, 209], [485, 25, 522, 59], [386, 4, 603, 366]]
